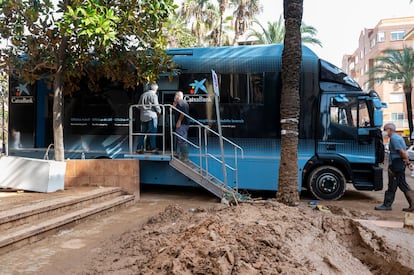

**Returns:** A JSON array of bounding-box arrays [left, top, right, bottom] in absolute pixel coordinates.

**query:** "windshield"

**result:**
[[320, 60, 361, 89], [326, 95, 372, 140]]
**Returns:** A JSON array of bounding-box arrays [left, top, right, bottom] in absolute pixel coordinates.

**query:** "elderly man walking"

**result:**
[[375, 122, 414, 212]]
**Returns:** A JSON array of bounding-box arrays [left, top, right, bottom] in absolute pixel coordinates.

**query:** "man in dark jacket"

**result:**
[[173, 91, 190, 161]]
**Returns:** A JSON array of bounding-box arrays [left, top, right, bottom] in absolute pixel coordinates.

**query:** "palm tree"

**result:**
[[247, 18, 284, 44], [247, 16, 322, 47], [276, 0, 303, 206], [370, 47, 414, 140], [208, 10, 234, 46], [164, 16, 197, 48], [229, 0, 262, 45], [180, 0, 218, 46], [217, 0, 229, 46]]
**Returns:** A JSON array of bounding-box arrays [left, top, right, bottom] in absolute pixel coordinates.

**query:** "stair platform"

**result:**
[[124, 152, 172, 161]]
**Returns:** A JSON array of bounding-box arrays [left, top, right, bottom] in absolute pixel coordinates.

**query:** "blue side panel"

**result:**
[[35, 80, 50, 147], [317, 139, 376, 164], [168, 44, 318, 74], [63, 134, 129, 159], [140, 161, 199, 187], [140, 138, 315, 192]]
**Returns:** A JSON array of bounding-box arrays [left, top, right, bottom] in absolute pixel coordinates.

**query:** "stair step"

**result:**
[[169, 158, 239, 200], [0, 187, 135, 255], [0, 187, 124, 232]]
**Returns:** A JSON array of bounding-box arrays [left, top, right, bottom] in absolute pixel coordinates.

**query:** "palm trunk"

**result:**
[[404, 85, 413, 141], [219, 12, 223, 46], [276, 0, 303, 206]]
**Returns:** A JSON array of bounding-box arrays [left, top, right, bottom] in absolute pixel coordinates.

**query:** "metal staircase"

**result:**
[[128, 104, 246, 202], [169, 157, 241, 202]]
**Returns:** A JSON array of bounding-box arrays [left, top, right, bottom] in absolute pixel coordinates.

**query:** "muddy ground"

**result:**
[[1, 172, 414, 275]]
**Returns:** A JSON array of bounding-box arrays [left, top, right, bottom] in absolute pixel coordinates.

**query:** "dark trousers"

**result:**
[[136, 118, 158, 150], [387, 167, 411, 194], [175, 124, 189, 147]]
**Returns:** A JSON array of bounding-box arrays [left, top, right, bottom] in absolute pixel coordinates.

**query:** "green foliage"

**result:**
[[0, 0, 177, 92], [179, 0, 219, 46], [369, 47, 414, 139], [164, 16, 197, 48], [59, 2, 119, 45], [247, 16, 322, 47], [369, 48, 414, 87]]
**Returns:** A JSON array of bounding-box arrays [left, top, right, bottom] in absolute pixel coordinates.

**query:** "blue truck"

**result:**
[[8, 44, 387, 200]]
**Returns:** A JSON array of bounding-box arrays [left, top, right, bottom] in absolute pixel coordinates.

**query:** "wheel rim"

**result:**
[[317, 174, 338, 194]]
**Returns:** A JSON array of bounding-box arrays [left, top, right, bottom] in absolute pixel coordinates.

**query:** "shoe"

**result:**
[[136, 149, 143, 154], [374, 204, 392, 211], [150, 148, 159, 154]]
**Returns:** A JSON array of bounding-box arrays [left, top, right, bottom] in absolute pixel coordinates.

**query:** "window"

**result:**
[[377, 32, 385, 42], [391, 112, 404, 121], [390, 31, 405, 41], [328, 96, 368, 140], [389, 93, 404, 103], [358, 100, 370, 128], [370, 38, 376, 48]]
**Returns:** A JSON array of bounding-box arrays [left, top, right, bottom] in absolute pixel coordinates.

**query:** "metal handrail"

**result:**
[[43, 143, 54, 160], [166, 104, 244, 191], [129, 104, 166, 154], [128, 103, 244, 190]]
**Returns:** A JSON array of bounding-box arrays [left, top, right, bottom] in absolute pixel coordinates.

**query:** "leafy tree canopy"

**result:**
[[0, 0, 177, 93]]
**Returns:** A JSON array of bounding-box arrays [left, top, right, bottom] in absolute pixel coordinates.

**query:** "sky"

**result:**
[[2, 0, 412, 67], [260, 0, 414, 67]]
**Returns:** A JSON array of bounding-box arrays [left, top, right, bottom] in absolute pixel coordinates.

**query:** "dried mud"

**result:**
[[83, 201, 414, 275]]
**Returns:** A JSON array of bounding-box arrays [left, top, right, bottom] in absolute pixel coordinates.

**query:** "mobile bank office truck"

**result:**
[[8, 44, 386, 200]]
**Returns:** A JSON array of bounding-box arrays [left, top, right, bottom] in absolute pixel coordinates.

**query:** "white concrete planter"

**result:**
[[0, 156, 66, 192]]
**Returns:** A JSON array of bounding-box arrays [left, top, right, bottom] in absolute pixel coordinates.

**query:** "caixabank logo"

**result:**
[[11, 83, 34, 104], [184, 78, 213, 103]]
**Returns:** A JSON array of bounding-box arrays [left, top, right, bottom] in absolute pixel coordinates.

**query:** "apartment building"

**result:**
[[342, 16, 414, 136]]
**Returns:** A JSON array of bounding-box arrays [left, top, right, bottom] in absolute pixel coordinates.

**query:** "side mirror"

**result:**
[[373, 109, 383, 127], [333, 94, 348, 103], [371, 97, 387, 127]]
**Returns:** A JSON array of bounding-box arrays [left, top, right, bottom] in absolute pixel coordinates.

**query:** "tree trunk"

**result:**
[[218, 2, 225, 46], [404, 84, 413, 141], [52, 36, 68, 161], [276, 0, 303, 206], [232, 7, 245, 46]]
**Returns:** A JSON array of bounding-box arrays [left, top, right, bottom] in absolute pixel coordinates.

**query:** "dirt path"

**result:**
[[0, 172, 413, 274]]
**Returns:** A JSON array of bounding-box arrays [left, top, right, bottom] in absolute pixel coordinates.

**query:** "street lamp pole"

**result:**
[[1, 87, 5, 155]]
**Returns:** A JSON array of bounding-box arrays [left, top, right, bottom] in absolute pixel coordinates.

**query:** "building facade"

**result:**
[[342, 16, 414, 136]]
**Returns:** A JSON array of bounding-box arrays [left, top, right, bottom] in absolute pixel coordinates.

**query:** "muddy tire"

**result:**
[[309, 166, 346, 200]]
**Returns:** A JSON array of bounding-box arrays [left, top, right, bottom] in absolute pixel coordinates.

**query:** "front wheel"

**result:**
[[308, 166, 346, 200]]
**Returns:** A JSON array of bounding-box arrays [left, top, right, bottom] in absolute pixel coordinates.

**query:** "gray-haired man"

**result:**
[[375, 122, 414, 212], [136, 83, 161, 154]]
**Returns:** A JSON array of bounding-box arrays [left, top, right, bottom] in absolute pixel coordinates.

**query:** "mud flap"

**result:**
[[373, 165, 383, 191]]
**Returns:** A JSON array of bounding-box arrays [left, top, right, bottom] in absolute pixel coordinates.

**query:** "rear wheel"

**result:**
[[308, 166, 346, 200]]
